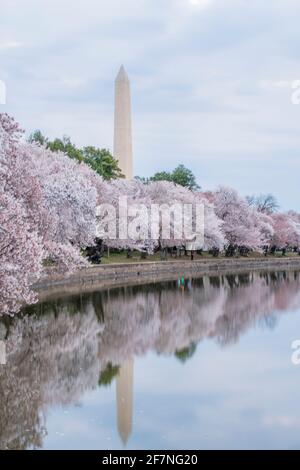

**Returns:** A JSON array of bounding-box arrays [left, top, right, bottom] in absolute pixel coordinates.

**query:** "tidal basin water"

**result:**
[[1, 269, 300, 450]]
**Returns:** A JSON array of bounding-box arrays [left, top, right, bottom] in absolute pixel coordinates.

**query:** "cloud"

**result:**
[[0, 40, 22, 50], [263, 415, 300, 429], [189, 0, 213, 7], [1, 0, 300, 209]]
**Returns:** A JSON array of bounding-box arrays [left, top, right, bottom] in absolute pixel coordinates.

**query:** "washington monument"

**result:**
[[114, 65, 133, 179], [114, 67, 134, 444]]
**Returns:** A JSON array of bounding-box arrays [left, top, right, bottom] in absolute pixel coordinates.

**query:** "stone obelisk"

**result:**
[[114, 65, 133, 179]]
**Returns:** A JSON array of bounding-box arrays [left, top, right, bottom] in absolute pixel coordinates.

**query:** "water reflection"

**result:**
[[1, 270, 300, 449], [117, 360, 134, 445]]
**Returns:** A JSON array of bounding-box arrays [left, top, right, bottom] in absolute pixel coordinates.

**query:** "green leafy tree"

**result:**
[[28, 130, 123, 180], [139, 164, 200, 190], [47, 136, 84, 162], [171, 164, 200, 190], [98, 363, 120, 387], [175, 342, 197, 363], [82, 146, 124, 180], [28, 130, 48, 146], [150, 171, 173, 183]]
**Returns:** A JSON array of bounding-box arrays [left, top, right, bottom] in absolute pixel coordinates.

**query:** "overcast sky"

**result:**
[[1, 0, 300, 210]]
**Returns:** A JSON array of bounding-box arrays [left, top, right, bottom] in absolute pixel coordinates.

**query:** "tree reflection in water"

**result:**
[[1, 270, 300, 449]]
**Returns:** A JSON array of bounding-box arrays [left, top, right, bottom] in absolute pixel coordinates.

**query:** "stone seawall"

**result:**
[[34, 257, 300, 300]]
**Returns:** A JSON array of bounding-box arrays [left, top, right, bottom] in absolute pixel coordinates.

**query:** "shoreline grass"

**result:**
[[100, 250, 300, 265]]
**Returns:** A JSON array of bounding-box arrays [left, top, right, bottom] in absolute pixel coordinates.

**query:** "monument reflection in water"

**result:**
[[1, 270, 300, 450]]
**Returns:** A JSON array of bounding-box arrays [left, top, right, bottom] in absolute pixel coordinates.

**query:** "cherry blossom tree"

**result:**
[[0, 113, 103, 314], [287, 211, 300, 248], [2, 111, 300, 316], [23, 142, 101, 272], [145, 181, 197, 250], [212, 186, 266, 251], [0, 114, 44, 315], [270, 212, 300, 248], [0, 191, 43, 316], [194, 192, 225, 250], [98, 178, 157, 253]]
